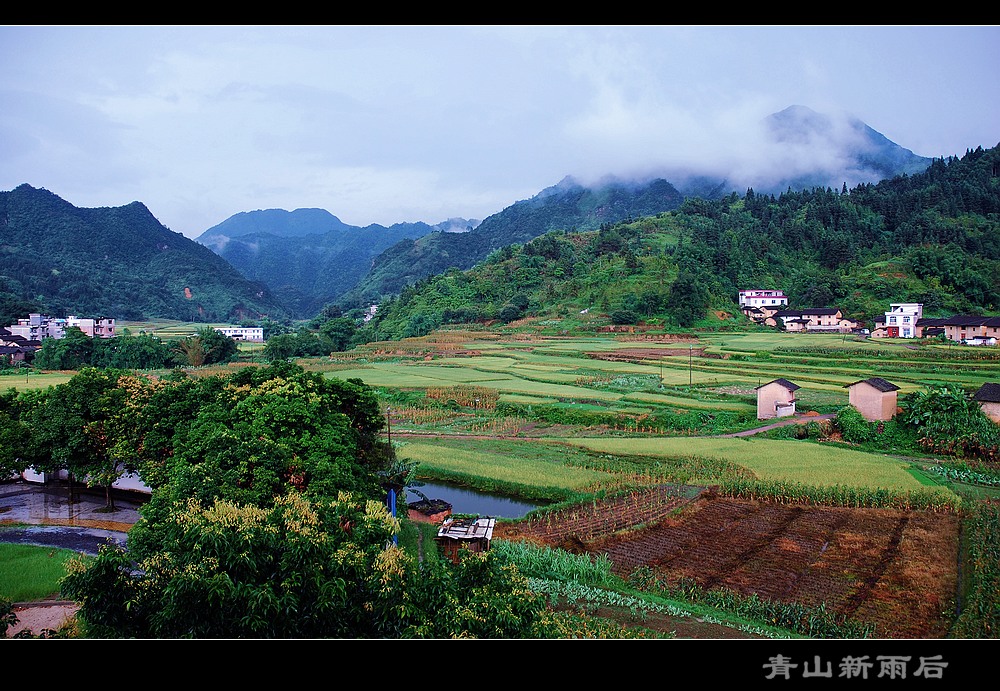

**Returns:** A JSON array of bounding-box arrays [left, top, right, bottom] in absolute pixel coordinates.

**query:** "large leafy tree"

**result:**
[[62, 491, 556, 639], [171, 327, 239, 367], [59, 361, 556, 638], [0, 389, 32, 479], [31, 327, 94, 370], [667, 269, 710, 328], [125, 362, 393, 558], [20, 368, 153, 509]]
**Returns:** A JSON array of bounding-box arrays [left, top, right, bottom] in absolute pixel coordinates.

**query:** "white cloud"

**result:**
[[1, 25, 997, 237]]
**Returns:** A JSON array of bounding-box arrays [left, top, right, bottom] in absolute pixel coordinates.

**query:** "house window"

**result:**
[[889, 316, 896, 323], [903, 317, 910, 323]]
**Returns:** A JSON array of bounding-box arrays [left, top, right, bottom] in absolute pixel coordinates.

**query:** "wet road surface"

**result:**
[[0, 482, 142, 555]]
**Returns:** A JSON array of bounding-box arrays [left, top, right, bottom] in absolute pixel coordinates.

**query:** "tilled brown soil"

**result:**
[[496, 490, 962, 639]]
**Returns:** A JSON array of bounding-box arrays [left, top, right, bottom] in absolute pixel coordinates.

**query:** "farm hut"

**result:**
[[435, 516, 496, 564], [973, 383, 1000, 424], [755, 378, 800, 420], [845, 377, 901, 421]]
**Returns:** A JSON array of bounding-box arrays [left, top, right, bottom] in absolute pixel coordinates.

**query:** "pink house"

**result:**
[[845, 377, 901, 421], [755, 378, 800, 420], [974, 383, 1000, 424]]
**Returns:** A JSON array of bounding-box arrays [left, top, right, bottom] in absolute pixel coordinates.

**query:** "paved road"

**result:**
[[0, 525, 127, 555], [0, 484, 138, 555]]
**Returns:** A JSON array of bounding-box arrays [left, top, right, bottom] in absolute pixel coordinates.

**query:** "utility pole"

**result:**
[[689, 344, 693, 387]]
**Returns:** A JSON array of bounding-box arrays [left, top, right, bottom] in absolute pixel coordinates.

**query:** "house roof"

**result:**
[[973, 383, 1000, 403], [436, 516, 496, 542], [739, 289, 786, 296], [756, 378, 800, 392], [774, 308, 841, 318], [939, 315, 1000, 327], [845, 377, 900, 392]]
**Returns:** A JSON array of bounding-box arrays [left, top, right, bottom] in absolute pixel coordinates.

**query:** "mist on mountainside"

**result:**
[[566, 105, 932, 198]]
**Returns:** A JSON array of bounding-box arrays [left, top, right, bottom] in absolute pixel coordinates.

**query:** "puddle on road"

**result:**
[[0, 488, 140, 532]]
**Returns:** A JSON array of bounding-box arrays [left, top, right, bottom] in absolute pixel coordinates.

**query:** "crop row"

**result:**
[[499, 484, 704, 545]]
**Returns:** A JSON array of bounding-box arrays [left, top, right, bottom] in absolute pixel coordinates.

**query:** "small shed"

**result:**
[[755, 378, 800, 420], [973, 383, 1000, 424], [405, 488, 452, 525], [435, 516, 496, 564], [845, 377, 901, 421]]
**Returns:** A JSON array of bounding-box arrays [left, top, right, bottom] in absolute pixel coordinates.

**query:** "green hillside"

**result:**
[[0, 185, 290, 323], [353, 145, 1000, 341], [337, 176, 688, 310]]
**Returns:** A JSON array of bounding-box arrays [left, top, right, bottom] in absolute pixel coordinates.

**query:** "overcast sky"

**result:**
[[1, 25, 997, 239]]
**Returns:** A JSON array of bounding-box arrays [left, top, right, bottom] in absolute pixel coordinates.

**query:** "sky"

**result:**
[[1, 25, 998, 240]]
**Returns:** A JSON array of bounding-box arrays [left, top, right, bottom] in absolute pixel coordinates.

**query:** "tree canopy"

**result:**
[[12, 362, 556, 638]]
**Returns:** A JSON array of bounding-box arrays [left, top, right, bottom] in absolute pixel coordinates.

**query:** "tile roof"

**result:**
[[756, 378, 800, 391], [974, 383, 1000, 403], [846, 377, 900, 392]]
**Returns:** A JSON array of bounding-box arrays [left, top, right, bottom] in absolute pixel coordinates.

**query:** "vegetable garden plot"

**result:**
[[500, 492, 960, 638], [494, 484, 705, 546]]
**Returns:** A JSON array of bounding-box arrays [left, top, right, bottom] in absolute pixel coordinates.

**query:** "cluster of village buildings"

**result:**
[[1, 313, 264, 363], [755, 377, 1000, 424], [0, 313, 117, 363], [739, 290, 1000, 346], [739, 289, 1000, 424]]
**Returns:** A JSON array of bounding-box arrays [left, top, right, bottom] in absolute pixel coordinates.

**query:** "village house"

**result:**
[[973, 383, 1000, 424], [939, 316, 1000, 346], [845, 377, 901, 421], [0, 327, 42, 362], [767, 308, 858, 333], [914, 316, 949, 339], [738, 289, 788, 310], [900, 314, 1000, 345], [5, 313, 116, 341], [214, 326, 264, 342], [872, 303, 922, 339], [742, 304, 783, 325], [755, 378, 800, 420]]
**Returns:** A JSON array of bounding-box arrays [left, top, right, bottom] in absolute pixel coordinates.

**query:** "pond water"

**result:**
[[405, 480, 542, 519]]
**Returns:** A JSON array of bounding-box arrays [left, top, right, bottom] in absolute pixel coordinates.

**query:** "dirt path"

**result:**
[[719, 412, 835, 437]]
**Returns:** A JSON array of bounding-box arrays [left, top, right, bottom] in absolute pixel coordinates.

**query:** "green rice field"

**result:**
[[321, 330, 995, 500], [548, 436, 952, 495]]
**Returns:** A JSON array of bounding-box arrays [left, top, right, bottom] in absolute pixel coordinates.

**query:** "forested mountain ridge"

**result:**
[[337, 106, 934, 311], [356, 144, 1000, 341], [0, 184, 289, 324], [195, 208, 474, 318], [336, 176, 690, 310]]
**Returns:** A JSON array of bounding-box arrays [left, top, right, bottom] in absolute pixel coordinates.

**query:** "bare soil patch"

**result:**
[[497, 489, 961, 639]]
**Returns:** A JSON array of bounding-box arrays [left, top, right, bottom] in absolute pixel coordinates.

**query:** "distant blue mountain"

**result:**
[[196, 208, 479, 318]]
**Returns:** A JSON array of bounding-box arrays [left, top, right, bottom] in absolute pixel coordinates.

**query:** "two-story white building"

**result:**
[[875, 303, 923, 338], [214, 326, 264, 342], [738, 289, 789, 309]]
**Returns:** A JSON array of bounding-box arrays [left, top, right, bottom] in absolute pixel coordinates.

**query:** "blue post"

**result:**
[[388, 488, 398, 546]]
